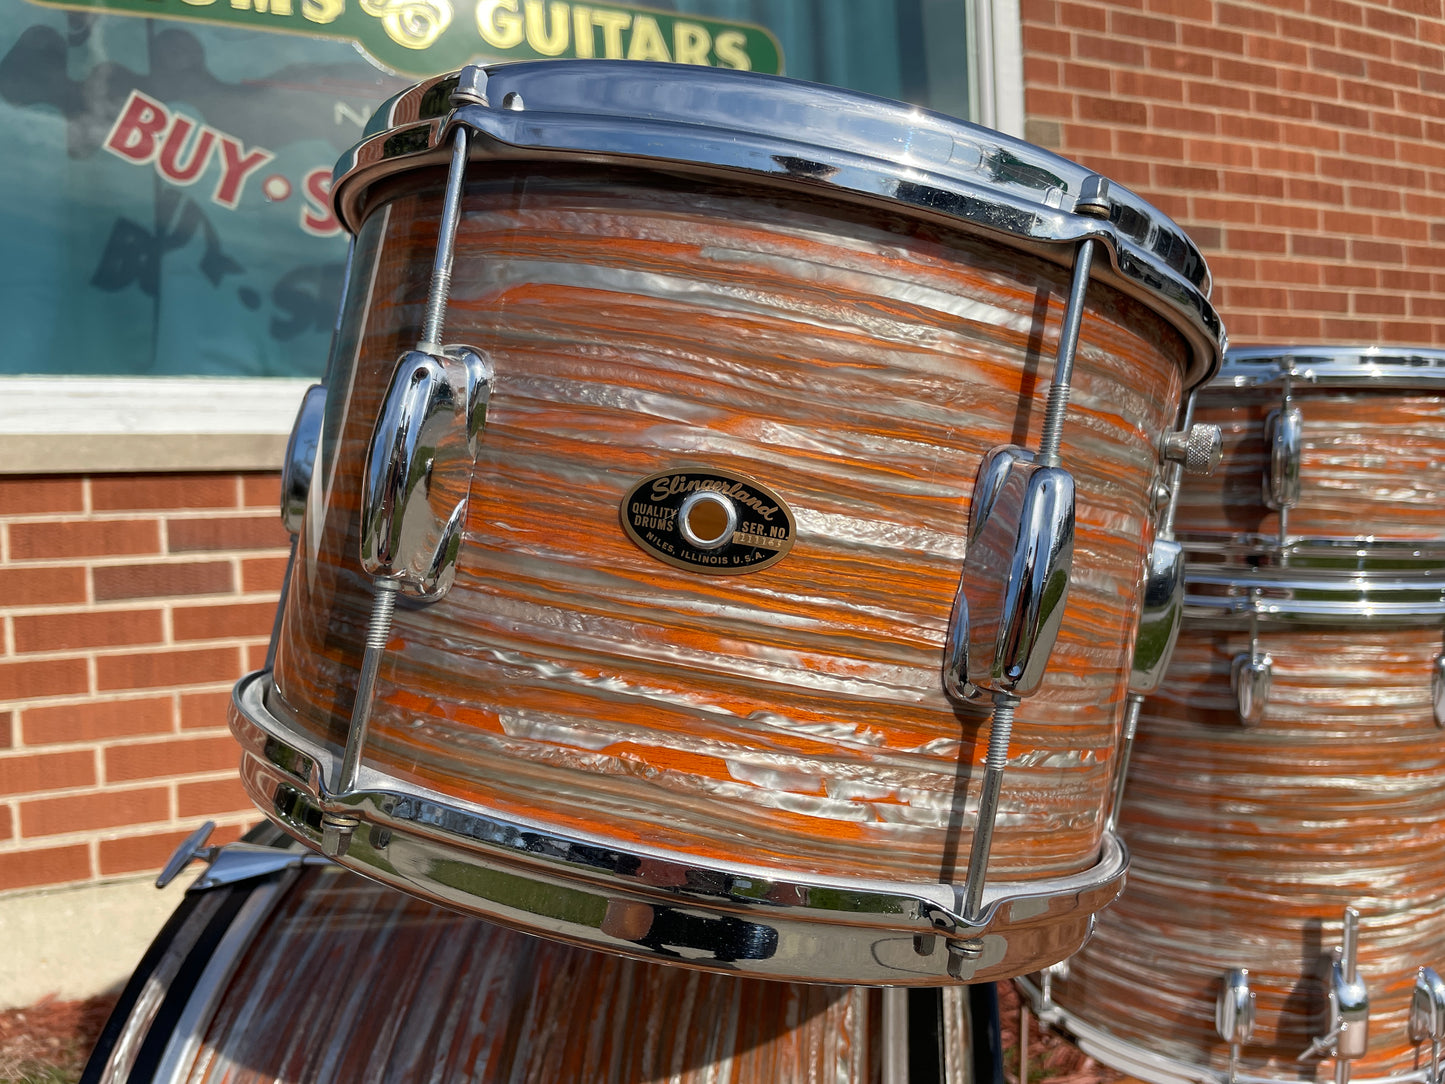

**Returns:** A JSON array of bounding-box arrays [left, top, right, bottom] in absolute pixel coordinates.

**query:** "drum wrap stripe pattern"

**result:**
[[178, 865, 876, 1083], [1046, 355, 1445, 1082], [1053, 626, 1445, 1078], [270, 170, 1187, 887], [1181, 389, 1445, 543]]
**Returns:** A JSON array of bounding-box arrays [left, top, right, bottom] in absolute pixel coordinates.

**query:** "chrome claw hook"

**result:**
[[1412, 966, 1445, 1084], [1217, 968, 1256, 1084], [336, 117, 490, 807], [1231, 601, 1272, 727]]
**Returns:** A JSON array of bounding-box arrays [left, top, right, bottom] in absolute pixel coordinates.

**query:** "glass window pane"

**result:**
[[0, 0, 971, 378]]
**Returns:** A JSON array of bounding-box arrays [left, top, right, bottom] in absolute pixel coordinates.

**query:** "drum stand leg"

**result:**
[[883, 987, 911, 1084], [1017, 1000, 1029, 1084]]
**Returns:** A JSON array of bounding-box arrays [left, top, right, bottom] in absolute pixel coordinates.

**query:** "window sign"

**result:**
[[0, 0, 968, 378]]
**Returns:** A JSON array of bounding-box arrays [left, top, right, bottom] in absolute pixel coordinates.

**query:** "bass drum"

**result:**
[[230, 59, 1223, 985], [1022, 346, 1445, 1084], [83, 833, 990, 1084]]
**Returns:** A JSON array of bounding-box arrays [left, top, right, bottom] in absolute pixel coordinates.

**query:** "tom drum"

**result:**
[[1026, 346, 1445, 1084], [229, 60, 1223, 984]]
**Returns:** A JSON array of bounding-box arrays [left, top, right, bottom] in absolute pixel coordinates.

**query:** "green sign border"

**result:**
[[24, 0, 784, 78]]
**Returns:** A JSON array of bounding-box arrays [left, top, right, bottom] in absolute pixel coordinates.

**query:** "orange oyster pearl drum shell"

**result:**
[[1043, 354, 1445, 1081], [267, 169, 1189, 895], [1179, 382, 1445, 543], [131, 862, 884, 1083], [1048, 623, 1445, 1081]]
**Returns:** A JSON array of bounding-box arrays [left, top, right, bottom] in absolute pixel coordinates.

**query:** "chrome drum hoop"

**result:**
[[332, 60, 1222, 388], [1015, 976, 1434, 1084], [1182, 540, 1445, 624], [1220, 345, 1445, 390], [231, 670, 1128, 987]]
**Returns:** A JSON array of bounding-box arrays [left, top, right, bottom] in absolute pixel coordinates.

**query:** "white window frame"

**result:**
[[970, 0, 1025, 138], [0, 376, 313, 475]]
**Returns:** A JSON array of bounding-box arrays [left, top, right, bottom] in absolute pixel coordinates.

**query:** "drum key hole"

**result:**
[[679, 492, 738, 550]]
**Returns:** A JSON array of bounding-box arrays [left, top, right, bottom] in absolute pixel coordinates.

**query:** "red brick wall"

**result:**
[[1021, 0, 1445, 345], [0, 474, 288, 892]]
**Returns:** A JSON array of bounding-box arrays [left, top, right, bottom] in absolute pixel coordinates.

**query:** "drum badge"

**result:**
[[621, 468, 795, 575]]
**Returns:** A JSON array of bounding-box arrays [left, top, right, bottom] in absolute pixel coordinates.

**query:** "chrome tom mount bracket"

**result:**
[[1106, 392, 1220, 833], [940, 175, 1116, 937], [1216, 968, 1257, 1084], [1299, 906, 1370, 1084], [1411, 966, 1445, 1084], [324, 72, 496, 857]]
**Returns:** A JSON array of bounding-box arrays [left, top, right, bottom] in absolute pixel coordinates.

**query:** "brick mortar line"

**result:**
[[1077, 11, 1440, 37], [0, 684, 252, 712], [0, 514, 283, 537], [0, 555, 289, 575], [9, 730, 235, 754], [0, 686, 236, 714], [6, 636, 270, 661], [0, 812, 259, 856], [0, 768, 244, 803], [1, 728, 239, 756], [3, 818, 260, 854], [0, 636, 264, 662], [0, 594, 284, 617], [4, 641, 270, 666]]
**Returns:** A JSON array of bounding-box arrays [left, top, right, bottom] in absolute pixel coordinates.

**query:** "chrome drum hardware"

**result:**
[[325, 109, 492, 854], [232, 59, 1222, 985], [1106, 391, 1220, 832], [1018, 345, 1445, 1084], [1433, 655, 1445, 729], [280, 384, 326, 537], [360, 345, 490, 601], [1299, 908, 1370, 1084], [1263, 380, 1303, 519], [1412, 968, 1445, 1084], [942, 182, 1103, 933], [1217, 968, 1257, 1084], [1230, 606, 1273, 727]]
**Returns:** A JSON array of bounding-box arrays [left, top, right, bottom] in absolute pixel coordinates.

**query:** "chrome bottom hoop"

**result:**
[[231, 670, 1128, 986], [1016, 977, 1433, 1084]]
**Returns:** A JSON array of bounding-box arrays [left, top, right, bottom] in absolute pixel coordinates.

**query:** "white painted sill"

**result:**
[[0, 377, 314, 475]]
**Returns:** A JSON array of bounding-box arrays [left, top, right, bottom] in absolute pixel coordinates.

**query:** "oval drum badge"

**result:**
[[621, 468, 796, 575]]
